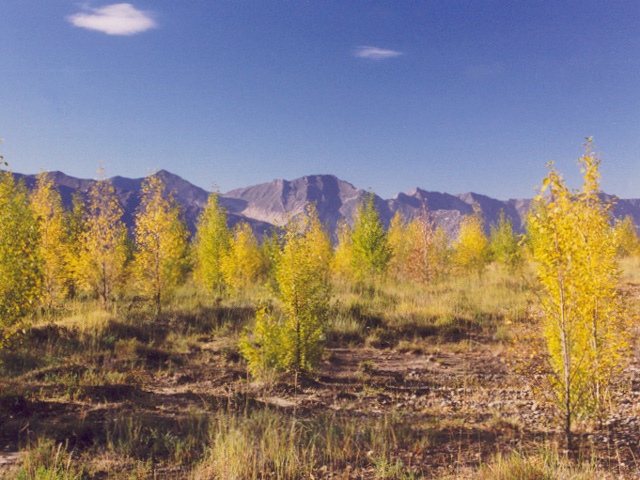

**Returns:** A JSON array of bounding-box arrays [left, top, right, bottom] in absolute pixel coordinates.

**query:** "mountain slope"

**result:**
[[223, 174, 379, 233], [6, 170, 639, 239]]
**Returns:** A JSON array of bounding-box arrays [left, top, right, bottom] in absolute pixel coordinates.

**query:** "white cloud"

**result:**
[[68, 3, 156, 36], [353, 46, 404, 60]]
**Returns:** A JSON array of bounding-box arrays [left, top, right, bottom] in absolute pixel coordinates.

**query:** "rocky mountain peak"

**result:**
[[8, 169, 640, 240]]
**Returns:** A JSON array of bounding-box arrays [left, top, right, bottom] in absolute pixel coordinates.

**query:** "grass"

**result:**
[[7, 438, 85, 480], [192, 408, 430, 479], [1, 263, 639, 478], [328, 263, 536, 348], [475, 447, 605, 480]]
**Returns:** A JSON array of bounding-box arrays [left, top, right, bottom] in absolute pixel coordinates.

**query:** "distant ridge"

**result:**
[[6, 170, 640, 239]]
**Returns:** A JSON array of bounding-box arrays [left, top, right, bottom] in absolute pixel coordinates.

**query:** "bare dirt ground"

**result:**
[[3, 316, 640, 478]]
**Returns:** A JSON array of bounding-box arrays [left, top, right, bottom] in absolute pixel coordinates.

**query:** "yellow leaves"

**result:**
[[222, 221, 264, 292], [77, 172, 128, 303], [612, 216, 640, 258], [386, 212, 409, 280], [528, 141, 627, 430], [194, 192, 231, 295], [241, 203, 331, 375], [0, 171, 41, 338], [133, 174, 188, 315], [330, 219, 353, 280], [453, 210, 489, 275], [540, 177, 551, 194], [31, 172, 69, 308]]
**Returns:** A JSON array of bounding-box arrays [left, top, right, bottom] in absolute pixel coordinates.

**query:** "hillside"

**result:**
[[7, 170, 640, 238]]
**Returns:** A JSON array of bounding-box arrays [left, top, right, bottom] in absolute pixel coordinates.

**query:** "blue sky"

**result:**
[[1, 1, 639, 199]]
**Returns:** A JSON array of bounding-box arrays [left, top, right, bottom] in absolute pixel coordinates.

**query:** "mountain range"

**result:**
[[10, 170, 640, 239]]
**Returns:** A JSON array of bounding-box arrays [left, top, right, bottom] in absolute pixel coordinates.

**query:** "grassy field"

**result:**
[[1, 263, 639, 479]]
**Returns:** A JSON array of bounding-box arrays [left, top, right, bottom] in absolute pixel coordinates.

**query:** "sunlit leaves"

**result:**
[[0, 171, 41, 348], [527, 141, 627, 446], [76, 170, 128, 304], [612, 216, 640, 258], [31, 172, 69, 308], [133, 174, 189, 316], [222, 221, 264, 292], [453, 210, 489, 275], [330, 219, 354, 280], [351, 193, 391, 282], [194, 192, 231, 296], [241, 204, 332, 375]]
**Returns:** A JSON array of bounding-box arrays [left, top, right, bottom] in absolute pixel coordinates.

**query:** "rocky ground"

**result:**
[[2, 313, 640, 478]]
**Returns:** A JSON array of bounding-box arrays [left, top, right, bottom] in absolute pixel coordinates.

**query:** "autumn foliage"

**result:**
[[527, 140, 628, 447], [31, 173, 69, 309], [133, 174, 189, 316], [240, 204, 332, 375], [0, 170, 41, 347], [76, 171, 129, 304]]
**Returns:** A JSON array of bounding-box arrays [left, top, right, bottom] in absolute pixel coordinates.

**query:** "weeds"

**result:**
[[9, 438, 84, 480], [477, 447, 604, 480], [1, 267, 637, 478]]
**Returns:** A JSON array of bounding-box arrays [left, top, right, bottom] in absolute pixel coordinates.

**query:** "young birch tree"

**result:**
[[241, 204, 332, 375], [133, 174, 189, 316], [453, 210, 489, 275], [31, 173, 69, 309], [221, 221, 264, 292], [489, 210, 523, 271], [576, 147, 627, 415], [194, 192, 231, 296], [77, 170, 128, 304], [387, 212, 410, 281], [612, 216, 640, 258], [0, 170, 41, 348], [527, 140, 627, 447], [406, 202, 446, 283], [351, 193, 391, 282], [330, 219, 354, 280]]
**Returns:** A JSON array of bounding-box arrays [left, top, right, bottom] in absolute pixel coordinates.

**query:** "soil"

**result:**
[[2, 316, 640, 479]]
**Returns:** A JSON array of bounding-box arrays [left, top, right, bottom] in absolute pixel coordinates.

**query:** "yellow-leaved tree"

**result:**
[[133, 174, 189, 316], [489, 210, 523, 271], [402, 203, 448, 284], [612, 216, 640, 258], [241, 204, 332, 375], [0, 169, 41, 348], [76, 170, 128, 304], [350, 193, 391, 282], [31, 172, 69, 309], [330, 219, 354, 280], [221, 221, 264, 292], [194, 191, 231, 296], [453, 210, 489, 275], [63, 193, 86, 299], [527, 140, 627, 448], [387, 212, 410, 281]]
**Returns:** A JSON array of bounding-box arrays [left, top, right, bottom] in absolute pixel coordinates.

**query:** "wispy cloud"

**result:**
[[353, 46, 404, 60], [68, 3, 156, 36]]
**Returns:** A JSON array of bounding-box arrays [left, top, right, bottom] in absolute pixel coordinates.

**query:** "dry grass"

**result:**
[[1, 261, 640, 478]]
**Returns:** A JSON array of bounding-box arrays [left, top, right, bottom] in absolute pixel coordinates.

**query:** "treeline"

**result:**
[[2, 142, 640, 447], [2, 165, 639, 334]]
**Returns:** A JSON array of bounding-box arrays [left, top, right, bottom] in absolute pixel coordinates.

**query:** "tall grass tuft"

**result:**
[[10, 437, 84, 480], [192, 408, 431, 479], [477, 448, 604, 480]]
